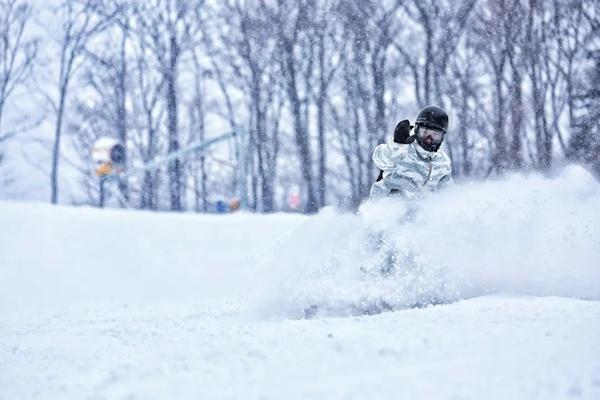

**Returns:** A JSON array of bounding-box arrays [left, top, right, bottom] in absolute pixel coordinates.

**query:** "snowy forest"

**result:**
[[0, 0, 599, 213]]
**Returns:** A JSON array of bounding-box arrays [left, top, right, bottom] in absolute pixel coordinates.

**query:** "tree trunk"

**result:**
[[459, 80, 471, 176], [141, 170, 155, 210], [531, 69, 551, 170], [372, 53, 386, 145], [316, 34, 327, 207], [51, 82, 68, 204], [282, 40, 317, 213], [423, 27, 433, 105], [166, 35, 182, 211], [116, 30, 129, 206], [509, 60, 523, 169], [116, 27, 128, 203], [493, 70, 507, 173], [140, 100, 157, 210]]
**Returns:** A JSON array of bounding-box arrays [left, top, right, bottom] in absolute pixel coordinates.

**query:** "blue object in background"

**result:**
[[215, 200, 228, 214]]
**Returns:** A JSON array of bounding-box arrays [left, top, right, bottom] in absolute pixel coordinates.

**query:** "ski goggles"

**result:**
[[417, 127, 445, 143]]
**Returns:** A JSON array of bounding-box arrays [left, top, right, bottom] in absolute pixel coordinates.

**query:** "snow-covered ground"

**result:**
[[2, 165, 600, 399]]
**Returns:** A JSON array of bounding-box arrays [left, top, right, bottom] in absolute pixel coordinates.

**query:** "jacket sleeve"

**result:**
[[372, 143, 401, 171], [437, 174, 454, 190], [370, 144, 404, 198]]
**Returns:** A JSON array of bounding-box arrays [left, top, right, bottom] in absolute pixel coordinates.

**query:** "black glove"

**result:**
[[393, 119, 415, 144]]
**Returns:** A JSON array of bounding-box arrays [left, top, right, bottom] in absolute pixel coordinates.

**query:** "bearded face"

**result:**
[[416, 126, 445, 152]]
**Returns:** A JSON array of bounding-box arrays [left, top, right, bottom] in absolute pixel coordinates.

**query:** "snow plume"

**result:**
[[258, 165, 600, 318]]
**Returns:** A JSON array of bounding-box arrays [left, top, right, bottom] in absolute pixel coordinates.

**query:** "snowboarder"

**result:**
[[369, 106, 453, 199]]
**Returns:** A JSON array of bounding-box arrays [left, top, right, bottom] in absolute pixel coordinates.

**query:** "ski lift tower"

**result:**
[[91, 127, 249, 210]]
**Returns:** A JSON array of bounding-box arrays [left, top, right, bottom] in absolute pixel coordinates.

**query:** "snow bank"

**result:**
[[0, 202, 305, 322], [259, 165, 600, 318]]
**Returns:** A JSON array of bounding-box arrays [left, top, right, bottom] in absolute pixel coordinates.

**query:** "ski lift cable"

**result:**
[[121, 129, 239, 179], [92, 127, 249, 210]]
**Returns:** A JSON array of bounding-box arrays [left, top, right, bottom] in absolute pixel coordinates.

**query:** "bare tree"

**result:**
[[471, 1, 512, 173], [135, 76, 165, 210], [212, 1, 282, 212], [505, 0, 526, 171], [334, 0, 403, 202], [447, 41, 486, 177], [200, 17, 244, 204], [401, 0, 476, 107], [49, 0, 117, 204], [76, 22, 131, 205], [127, 19, 166, 210], [133, 0, 202, 211], [547, 0, 586, 155], [188, 47, 208, 212], [270, 0, 319, 212], [568, 2, 600, 176], [523, 0, 553, 171], [0, 0, 37, 163], [312, 1, 339, 207]]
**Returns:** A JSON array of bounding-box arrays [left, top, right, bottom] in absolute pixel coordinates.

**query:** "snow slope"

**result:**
[[1, 165, 600, 399]]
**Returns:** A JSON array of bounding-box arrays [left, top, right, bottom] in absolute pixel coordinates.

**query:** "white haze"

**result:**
[[257, 165, 600, 318]]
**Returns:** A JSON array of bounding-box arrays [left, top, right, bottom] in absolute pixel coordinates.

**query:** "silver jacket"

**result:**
[[369, 141, 453, 199]]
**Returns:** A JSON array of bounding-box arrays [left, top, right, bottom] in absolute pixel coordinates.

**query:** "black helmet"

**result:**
[[415, 106, 448, 152], [415, 106, 448, 132]]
